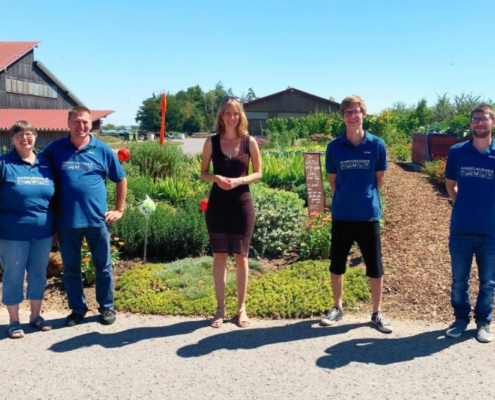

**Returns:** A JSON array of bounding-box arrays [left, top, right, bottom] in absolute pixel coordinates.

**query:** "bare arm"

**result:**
[[105, 178, 127, 224], [200, 137, 231, 189], [376, 171, 385, 189], [446, 178, 457, 203], [230, 136, 262, 187], [328, 173, 337, 192]]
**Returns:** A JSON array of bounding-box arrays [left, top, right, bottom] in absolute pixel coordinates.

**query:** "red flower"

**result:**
[[200, 198, 208, 212], [117, 148, 131, 162]]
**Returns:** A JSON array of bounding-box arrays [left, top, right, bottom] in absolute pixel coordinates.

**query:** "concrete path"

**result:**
[[1, 311, 494, 399], [179, 137, 207, 155]]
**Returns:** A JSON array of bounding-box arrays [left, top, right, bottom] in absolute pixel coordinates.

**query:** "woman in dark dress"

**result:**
[[200, 96, 262, 328]]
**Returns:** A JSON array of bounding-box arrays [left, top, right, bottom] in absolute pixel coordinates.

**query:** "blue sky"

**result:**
[[2, 0, 495, 126]]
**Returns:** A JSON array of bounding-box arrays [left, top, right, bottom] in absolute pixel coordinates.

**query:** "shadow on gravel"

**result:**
[[316, 329, 472, 369], [48, 320, 206, 352], [177, 320, 370, 358]]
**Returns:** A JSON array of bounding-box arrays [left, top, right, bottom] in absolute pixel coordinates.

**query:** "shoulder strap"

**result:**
[[243, 135, 250, 154]]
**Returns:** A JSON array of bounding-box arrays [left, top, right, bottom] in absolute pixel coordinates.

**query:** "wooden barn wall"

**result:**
[[0, 52, 78, 109], [244, 92, 339, 136]]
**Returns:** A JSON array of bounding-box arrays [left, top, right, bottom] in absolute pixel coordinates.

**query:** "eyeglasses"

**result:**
[[343, 108, 362, 117], [14, 132, 35, 138], [222, 96, 242, 104], [471, 116, 493, 124]]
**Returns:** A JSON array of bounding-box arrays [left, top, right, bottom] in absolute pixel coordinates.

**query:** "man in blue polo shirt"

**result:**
[[445, 104, 495, 343], [321, 95, 392, 333], [42, 106, 127, 326]]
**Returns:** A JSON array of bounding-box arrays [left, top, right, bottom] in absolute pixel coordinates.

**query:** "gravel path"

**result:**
[[1, 311, 494, 399]]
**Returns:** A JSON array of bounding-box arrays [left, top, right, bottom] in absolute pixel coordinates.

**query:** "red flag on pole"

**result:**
[[160, 92, 167, 145]]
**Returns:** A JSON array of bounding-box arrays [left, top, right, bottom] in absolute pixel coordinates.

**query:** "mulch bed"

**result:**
[[379, 162, 478, 322]]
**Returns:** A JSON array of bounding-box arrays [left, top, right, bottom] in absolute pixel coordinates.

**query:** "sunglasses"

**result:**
[[222, 96, 242, 104]]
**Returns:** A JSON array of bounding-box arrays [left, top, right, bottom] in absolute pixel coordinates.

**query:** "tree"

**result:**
[[245, 88, 257, 102], [102, 123, 115, 130], [135, 94, 161, 131]]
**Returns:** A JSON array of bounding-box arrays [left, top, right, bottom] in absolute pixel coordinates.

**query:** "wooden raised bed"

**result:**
[[412, 133, 470, 164]]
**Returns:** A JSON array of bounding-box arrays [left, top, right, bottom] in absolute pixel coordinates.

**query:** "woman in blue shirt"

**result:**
[[0, 121, 55, 338]]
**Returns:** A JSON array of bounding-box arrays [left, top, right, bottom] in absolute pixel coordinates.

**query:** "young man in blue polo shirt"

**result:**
[[321, 95, 392, 333], [42, 106, 127, 326], [445, 104, 495, 343]]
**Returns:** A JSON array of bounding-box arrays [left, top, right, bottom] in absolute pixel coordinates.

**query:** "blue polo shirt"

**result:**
[[0, 150, 55, 240], [326, 131, 387, 221], [445, 139, 495, 236], [42, 135, 126, 230]]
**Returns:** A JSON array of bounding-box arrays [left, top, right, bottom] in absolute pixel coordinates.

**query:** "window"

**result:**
[[5, 78, 57, 99]]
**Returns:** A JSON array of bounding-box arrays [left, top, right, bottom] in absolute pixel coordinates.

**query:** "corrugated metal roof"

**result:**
[[0, 109, 114, 131], [0, 41, 40, 72]]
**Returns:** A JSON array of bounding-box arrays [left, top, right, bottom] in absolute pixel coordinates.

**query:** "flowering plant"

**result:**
[[199, 198, 208, 212], [81, 236, 124, 285], [299, 211, 332, 260]]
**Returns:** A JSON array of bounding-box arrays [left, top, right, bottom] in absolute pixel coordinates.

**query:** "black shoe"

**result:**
[[65, 312, 85, 327], [100, 309, 116, 325]]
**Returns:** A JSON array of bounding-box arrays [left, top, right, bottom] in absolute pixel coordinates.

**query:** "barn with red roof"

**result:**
[[0, 41, 112, 148]]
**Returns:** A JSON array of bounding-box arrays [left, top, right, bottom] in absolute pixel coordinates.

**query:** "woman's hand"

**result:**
[[216, 175, 234, 190]]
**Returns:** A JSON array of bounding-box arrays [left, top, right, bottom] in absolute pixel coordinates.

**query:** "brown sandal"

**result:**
[[209, 308, 225, 328], [236, 308, 250, 328]]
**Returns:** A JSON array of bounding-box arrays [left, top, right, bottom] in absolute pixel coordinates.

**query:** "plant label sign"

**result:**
[[303, 152, 325, 217]]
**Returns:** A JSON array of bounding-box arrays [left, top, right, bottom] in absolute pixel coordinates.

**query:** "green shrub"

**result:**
[[261, 152, 306, 189], [389, 142, 411, 162], [155, 176, 209, 206], [111, 197, 209, 259], [251, 185, 305, 257], [115, 259, 370, 317], [127, 141, 190, 179]]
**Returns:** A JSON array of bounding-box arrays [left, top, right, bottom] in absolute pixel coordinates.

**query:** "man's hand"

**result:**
[[105, 210, 123, 225]]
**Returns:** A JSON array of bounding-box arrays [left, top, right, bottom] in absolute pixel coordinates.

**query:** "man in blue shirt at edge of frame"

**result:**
[[445, 103, 495, 343], [42, 106, 127, 327], [322, 95, 393, 333]]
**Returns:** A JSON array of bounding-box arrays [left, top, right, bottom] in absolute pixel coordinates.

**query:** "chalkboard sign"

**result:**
[[303, 152, 325, 217]]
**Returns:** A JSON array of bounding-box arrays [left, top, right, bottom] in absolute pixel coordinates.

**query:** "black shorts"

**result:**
[[330, 220, 383, 278]]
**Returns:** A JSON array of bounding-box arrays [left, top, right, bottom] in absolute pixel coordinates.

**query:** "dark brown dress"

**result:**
[[205, 134, 255, 254]]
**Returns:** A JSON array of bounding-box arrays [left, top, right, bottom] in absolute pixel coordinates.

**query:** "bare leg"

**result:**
[[211, 253, 228, 327], [370, 277, 383, 313], [7, 304, 20, 324], [29, 299, 43, 321], [331, 272, 344, 309], [234, 253, 250, 327]]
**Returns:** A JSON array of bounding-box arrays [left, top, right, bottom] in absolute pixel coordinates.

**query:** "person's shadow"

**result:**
[[49, 319, 206, 352], [316, 329, 472, 369]]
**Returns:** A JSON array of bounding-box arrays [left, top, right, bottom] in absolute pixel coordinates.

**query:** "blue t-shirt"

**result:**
[[42, 135, 126, 230], [0, 150, 55, 240], [325, 131, 387, 221], [445, 139, 495, 236]]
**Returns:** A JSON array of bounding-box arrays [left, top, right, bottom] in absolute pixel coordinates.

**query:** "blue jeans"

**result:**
[[58, 226, 113, 314], [0, 237, 52, 306], [449, 232, 495, 324]]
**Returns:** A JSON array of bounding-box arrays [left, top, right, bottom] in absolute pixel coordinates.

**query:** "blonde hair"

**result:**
[[68, 106, 91, 122], [340, 95, 367, 116], [215, 98, 249, 137]]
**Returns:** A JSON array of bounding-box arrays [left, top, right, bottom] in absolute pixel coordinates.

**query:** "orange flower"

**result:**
[[82, 257, 91, 263], [83, 242, 88, 247], [111, 246, 116, 251]]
